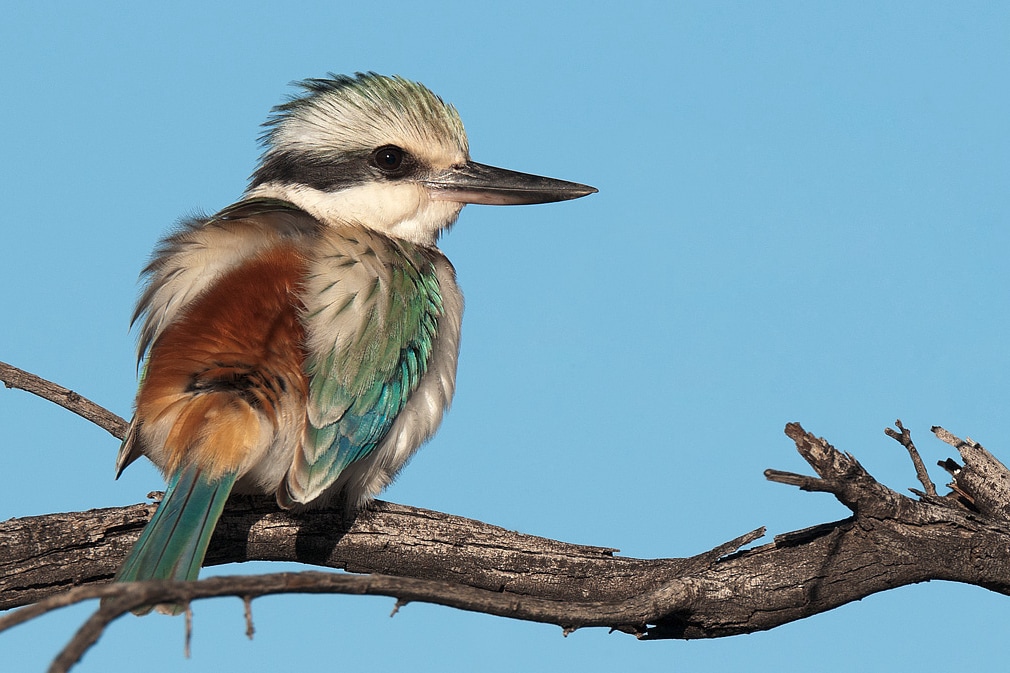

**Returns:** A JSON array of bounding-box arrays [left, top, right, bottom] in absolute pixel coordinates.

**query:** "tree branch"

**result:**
[[5, 365, 1010, 671], [0, 360, 127, 439], [7, 423, 1010, 636]]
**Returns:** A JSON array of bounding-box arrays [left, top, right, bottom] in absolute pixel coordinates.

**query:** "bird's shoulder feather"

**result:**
[[132, 199, 322, 366]]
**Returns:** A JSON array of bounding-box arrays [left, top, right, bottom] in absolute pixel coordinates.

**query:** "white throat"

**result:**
[[246, 181, 464, 247]]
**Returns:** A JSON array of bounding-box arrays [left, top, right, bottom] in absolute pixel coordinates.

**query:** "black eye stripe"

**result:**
[[249, 146, 417, 191]]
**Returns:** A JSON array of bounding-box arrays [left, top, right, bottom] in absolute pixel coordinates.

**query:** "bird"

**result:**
[[111, 72, 596, 606]]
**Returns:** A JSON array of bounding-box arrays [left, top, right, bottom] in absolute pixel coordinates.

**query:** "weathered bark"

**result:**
[[4, 360, 1010, 670], [5, 422, 1010, 639]]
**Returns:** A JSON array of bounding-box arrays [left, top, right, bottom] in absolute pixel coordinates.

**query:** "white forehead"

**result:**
[[266, 74, 469, 167]]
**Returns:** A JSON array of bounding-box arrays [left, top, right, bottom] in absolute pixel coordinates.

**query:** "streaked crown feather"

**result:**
[[258, 72, 468, 164]]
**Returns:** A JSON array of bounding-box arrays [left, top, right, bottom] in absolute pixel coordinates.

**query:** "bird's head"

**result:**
[[246, 72, 596, 246]]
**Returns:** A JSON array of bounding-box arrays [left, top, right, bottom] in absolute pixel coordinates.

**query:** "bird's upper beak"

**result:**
[[425, 161, 597, 206]]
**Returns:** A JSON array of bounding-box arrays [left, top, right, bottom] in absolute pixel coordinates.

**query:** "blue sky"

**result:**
[[2, 2, 1009, 671]]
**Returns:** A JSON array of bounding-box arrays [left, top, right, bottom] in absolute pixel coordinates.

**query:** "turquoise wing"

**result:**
[[283, 228, 443, 505]]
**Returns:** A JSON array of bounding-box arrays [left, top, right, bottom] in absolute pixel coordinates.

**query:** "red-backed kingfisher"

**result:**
[[112, 73, 596, 609]]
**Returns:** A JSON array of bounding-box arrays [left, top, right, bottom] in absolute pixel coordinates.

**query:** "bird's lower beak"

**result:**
[[425, 161, 597, 206]]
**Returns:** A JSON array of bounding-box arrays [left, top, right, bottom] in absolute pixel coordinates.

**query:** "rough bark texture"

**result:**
[[5, 422, 1010, 640], [5, 360, 1010, 670]]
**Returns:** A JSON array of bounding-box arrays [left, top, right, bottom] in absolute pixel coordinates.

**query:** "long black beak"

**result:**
[[425, 161, 597, 205]]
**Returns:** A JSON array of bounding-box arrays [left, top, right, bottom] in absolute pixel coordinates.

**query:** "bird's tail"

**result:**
[[112, 464, 238, 615]]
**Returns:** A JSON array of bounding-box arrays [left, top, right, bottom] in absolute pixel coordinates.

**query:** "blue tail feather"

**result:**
[[114, 464, 237, 613]]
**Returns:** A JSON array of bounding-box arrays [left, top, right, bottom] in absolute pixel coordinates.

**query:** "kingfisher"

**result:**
[[111, 72, 595, 602]]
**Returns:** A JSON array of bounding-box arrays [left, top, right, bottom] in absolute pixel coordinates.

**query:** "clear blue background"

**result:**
[[3, 2, 1009, 671]]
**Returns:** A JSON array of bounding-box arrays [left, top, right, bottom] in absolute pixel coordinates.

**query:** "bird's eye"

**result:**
[[373, 146, 405, 173]]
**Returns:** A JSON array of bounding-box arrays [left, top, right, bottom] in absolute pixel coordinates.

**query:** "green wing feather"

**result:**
[[285, 229, 443, 504]]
